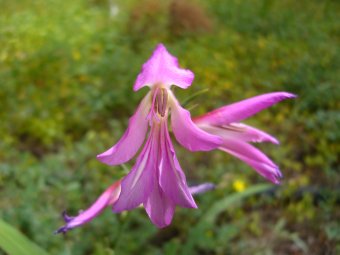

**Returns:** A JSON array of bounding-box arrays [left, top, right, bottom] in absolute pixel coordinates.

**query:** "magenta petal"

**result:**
[[171, 99, 222, 151], [159, 122, 197, 208], [199, 123, 279, 144], [97, 94, 151, 166], [144, 181, 175, 228], [55, 181, 121, 234], [219, 139, 282, 184], [133, 44, 194, 91], [112, 125, 159, 212], [194, 92, 296, 126]]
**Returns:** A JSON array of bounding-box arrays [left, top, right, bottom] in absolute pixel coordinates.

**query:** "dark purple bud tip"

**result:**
[[54, 211, 74, 235], [273, 168, 283, 184], [54, 226, 70, 235], [62, 210, 74, 223]]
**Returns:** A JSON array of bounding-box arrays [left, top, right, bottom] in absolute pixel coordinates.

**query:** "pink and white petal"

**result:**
[[159, 122, 197, 209], [219, 139, 282, 184], [198, 123, 279, 144], [236, 123, 279, 144], [112, 125, 159, 212], [171, 98, 222, 151], [194, 92, 296, 126], [133, 44, 194, 91], [97, 93, 151, 166], [55, 180, 121, 234], [144, 181, 175, 228], [112, 154, 153, 212]]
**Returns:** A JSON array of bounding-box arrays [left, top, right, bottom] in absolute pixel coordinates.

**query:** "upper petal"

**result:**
[[134, 44, 194, 91], [97, 93, 151, 166], [55, 180, 121, 234], [194, 92, 296, 126], [171, 96, 222, 151]]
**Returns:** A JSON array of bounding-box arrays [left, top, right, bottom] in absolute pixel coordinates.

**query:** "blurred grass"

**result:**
[[0, 0, 339, 254], [0, 219, 49, 255]]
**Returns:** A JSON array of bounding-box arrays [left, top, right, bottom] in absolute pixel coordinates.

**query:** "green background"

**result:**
[[0, 0, 339, 254]]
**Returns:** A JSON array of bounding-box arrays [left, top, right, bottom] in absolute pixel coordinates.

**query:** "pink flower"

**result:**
[[56, 44, 295, 231], [97, 44, 222, 228]]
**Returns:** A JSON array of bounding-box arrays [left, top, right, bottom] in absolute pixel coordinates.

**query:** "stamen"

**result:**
[[154, 88, 168, 117], [147, 88, 160, 123]]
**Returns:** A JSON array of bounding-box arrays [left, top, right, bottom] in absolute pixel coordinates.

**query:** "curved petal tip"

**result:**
[[54, 211, 74, 234], [55, 181, 121, 234]]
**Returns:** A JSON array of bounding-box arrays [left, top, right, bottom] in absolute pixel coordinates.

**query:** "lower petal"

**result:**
[[159, 157, 197, 209], [159, 121, 197, 208], [112, 125, 158, 212], [144, 182, 175, 228], [219, 139, 282, 184], [55, 180, 121, 234]]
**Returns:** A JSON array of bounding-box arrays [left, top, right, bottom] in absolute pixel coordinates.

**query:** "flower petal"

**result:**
[[194, 92, 296, 126], [55, 180, 121, 234], [134, 44, 194, 91], [171, 97, 222, 151], [198, 123, 279, 144], [189, 183, 215, 195], [144, 181, 175, 228], [234, 123, 279, 144], [112, 125, 159, 212], [159, 121, 197, 208], [219, 139, 282, 184], [97, 93, 151, 166]]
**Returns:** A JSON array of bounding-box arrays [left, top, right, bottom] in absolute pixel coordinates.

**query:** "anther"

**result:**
[[155, 88, 168, 117]]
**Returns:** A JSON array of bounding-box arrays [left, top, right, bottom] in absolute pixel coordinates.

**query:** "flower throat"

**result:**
[[154, 87, 168, 118]]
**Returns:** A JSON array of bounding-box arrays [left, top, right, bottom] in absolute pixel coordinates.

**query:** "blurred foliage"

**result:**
[[0, 0, 339, 254], [0, 219, 49, 255]]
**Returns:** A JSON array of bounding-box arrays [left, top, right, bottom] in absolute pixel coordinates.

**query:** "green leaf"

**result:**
[[202, 183, 273, 224], [183, 184, 273, 255], [0, 219, 50, 255]]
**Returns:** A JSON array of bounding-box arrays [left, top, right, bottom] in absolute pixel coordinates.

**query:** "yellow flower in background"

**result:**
[[72, 50, 81, 61], [233, 179, 246, 192], [257, 37, 267, 49]]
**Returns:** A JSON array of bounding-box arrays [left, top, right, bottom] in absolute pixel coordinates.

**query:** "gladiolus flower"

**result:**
[[56, 43, 295, 231], [96, 44, 222, 227]]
